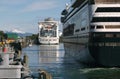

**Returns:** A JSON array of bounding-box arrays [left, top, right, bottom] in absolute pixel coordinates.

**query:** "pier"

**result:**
[[0, 41, 52, 79], [0, 45, 22, 78]]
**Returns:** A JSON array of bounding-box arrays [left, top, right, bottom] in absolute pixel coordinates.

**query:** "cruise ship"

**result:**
[[38, 18, 59, 44], [61, 0, 120, 66]]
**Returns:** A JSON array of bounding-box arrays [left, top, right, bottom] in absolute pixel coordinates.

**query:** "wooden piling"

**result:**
[[38, 69, 52, 79], [17, 50, 21, 58], [23, 54, 29, 67]]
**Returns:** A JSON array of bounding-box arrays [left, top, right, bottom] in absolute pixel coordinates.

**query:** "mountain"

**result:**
[[11, 29, 25, 34], [17, 32, 33, 37], [5, 29, 33, 37]]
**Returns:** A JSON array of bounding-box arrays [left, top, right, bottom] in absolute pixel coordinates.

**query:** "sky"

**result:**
[[0, 0, 70, 34]]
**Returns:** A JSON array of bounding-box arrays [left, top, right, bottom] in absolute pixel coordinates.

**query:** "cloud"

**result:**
[[21, 1, 58, 12]]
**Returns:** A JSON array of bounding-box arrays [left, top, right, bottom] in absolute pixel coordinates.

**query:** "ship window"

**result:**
[[63, 24, 74, 36], [105, 34, 114, 37], [116, 34, 120, 37], [96, 25, 103, 29], [96, 7, 120, 12], [75, 29, 80, 32], [98, 43, 104, 46], [92, 17, 120, 22], [81, 27, 85, 31], [90, 25, 95, 29], [93, 33, 105, 37], [105, 25, 120, 29], [61, 17, 65, 23], [93, 42, 120, 46], [105, 43, 119, 46], [61, 9, 68, 15]]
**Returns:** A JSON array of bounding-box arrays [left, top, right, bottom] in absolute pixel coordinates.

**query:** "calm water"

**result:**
[[22, 43, 120, 79]]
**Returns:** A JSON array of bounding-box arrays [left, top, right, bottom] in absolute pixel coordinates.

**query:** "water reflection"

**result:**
[[63, 43, 120, 79], [38, 44, 64, 64], [22, 43, 120, 79], [22, 44, 67, 78], [80, 67, 120, 79]]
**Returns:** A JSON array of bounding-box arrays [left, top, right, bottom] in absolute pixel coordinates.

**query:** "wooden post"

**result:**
[[23, 54, 28, 67], [38, 69, 52, 79], [18, 50, 21, 58]]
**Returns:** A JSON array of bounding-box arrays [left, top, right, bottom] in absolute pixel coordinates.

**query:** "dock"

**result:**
[[0, 44, 22, 78], [0, 42, 52, 79]]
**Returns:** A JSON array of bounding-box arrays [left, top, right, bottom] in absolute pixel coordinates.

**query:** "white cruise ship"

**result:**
[[38, 18, 59, 44]]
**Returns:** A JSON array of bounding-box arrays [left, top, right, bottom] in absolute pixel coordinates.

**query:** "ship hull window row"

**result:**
[[89, 32, 120, 46], [89, 0, 120, 4], [90, 25, 120, 30], [96, 7, 120, 12], [92, 17, 120, 22]]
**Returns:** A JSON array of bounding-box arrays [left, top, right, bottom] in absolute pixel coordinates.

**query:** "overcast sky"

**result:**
[[0, 0, 70, 33]]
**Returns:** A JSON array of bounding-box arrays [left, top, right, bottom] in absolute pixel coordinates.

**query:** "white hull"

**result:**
[[39, 37, 59, 44]]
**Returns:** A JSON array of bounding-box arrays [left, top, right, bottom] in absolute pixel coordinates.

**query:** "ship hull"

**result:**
[[89, 46, 120, 67], [89, 32, 120, 66], [64, 43, 95, 65], [63, 32, 120, 67], [63, 37, 120, 67], [39, 37, 59, 45]]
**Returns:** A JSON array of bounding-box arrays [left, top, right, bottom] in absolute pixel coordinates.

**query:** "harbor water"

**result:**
[[22, 43, 120, 79]]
